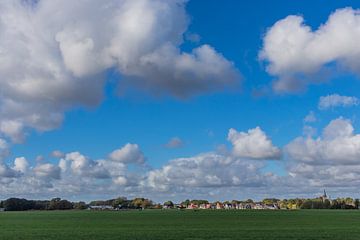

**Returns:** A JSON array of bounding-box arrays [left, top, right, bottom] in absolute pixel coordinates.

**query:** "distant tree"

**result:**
[[3, 198, 34, 211], [74, 201, 87, 210], [262, 198, 280, 205], [112, 197, 128, 208], [191, 200, 208, 205], [48, 198, 73, 210], [181, 199, 191, 206], [324, 199, 331, 209], [163, 201, 174, 208], [131, 198, 152, 209], [355, 199, 359, 209], [33, 200, 50, 210]]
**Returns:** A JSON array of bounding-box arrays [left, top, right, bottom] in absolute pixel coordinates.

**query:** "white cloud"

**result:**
[[165, 137, 183, 148], [260, 8, 360, 92], [228, 127, 281, 160], [286, 117, 360, 165], [33, 163, 61, 179], [304, 111, 317, 123], [13, 157, 29, 173], [0, 138, 9, 161], [0, 0, 239, 143], [0, 164, 18, 178], [7, 121, 360, 201], [0, 120, 25, 143], [63, 152, 110, 179], [144, 152, 270, 192], [109, 143, 145, 164], [319, 94, 359, 110], [0, 127, 282, 200]]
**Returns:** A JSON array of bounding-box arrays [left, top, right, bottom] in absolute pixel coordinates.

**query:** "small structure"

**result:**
[[320, 189, 330, 202], [199, 203, 211, 209], [224, 203, 233, 209], [216, 202, 224, 209], [187, 203, 198, 209], [254, 203, 264, 209], [264, 204, 279, 210], [88, 205, 114, 210]]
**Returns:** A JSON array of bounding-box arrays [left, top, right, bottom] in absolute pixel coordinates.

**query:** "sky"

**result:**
[[1, 0, 360, 202]]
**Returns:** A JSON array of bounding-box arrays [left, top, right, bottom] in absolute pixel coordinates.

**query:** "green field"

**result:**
[[1, 210, 360, 240]]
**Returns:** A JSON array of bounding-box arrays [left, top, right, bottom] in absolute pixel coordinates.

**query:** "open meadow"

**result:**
[[0, 210, 360, 240]]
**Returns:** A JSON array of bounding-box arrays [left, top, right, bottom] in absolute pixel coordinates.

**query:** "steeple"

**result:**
[[323, 189, 327, 198]]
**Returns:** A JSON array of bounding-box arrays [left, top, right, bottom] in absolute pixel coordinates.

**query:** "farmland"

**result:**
[[0, 210, 360, 240]]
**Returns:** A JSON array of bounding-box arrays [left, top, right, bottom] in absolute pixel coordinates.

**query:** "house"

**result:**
[[244, 203, 253, 209], [187, 203, 198, 209], [224, 203, 233, 209], [254, 203, 264, 209], [264, 204, 279, 210], [235, 203, 247, 209], [199, 203, 211, 209]]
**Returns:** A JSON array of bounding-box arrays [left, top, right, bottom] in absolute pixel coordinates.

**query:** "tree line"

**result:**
[[0, 198, 84, 211], [0, 197, 154, 211], [1, 196, 359, 211]]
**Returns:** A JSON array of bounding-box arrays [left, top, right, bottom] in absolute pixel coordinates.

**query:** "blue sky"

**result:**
[[2, 0, 360, 201], [11, 0, 360, 165]]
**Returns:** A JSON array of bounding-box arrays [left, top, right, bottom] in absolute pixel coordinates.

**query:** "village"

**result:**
[[1, 190, 359, 211], [88, 190, 360, 211]]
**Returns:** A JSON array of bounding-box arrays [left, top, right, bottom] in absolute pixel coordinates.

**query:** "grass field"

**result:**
[[0, 210, 360, 240]]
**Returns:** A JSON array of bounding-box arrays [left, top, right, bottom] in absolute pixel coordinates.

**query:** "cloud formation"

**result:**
[[0, 127, 281, 201], [0, 138, 10, 161], [260, 8, 360, 92], [228, 127, 281, 160], [286, 118, 360, 192], [318, 94, 359, 110], [0, 0, 239, 142], [286, 118, 360, 165], [2, 121, 360, 201], [108, 143, 145, 164], [144, 152, 272, 192]]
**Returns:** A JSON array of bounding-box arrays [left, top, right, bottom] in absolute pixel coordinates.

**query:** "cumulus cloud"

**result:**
[[144, 152, 271, 192], [286, 117, 360, 165], [13, 157, 29, 173], [0, 128, 283, 200], [260, 8, 360, 92], [6, 121, 360, 200], [318, 94, 359, 110], [228, 127, 281, 160], [0, 0, 239, 143], [165, 137, 184, 148], [33, 163, 61, 180], [0, 164, 18, 178], [109, 143, 145, 164], [0, 143, 149, 199]]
